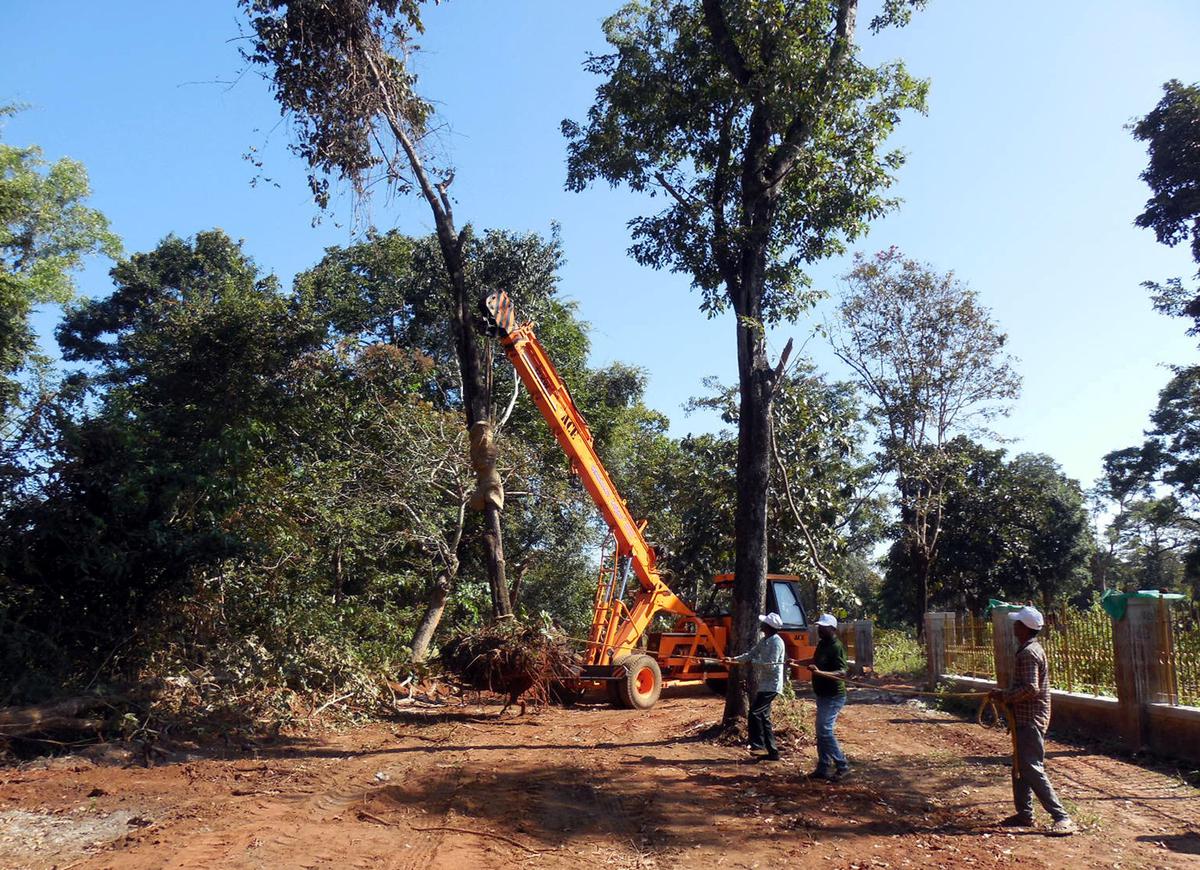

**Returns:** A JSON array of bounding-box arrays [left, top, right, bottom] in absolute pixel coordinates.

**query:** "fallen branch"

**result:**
[[0, 697, 108, 727], [0, 716, 105, 736], [356, 809, 394, 827], [411, 825, 548, 854], [313, 692, 356, 716], [0, 697, 117, 738]]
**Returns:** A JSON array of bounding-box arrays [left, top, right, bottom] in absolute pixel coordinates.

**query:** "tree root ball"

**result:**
[[441, 621, 580, 709]]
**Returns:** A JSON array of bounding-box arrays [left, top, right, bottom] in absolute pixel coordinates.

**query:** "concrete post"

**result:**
[[991, 606, 1021, 691], [925, 612, 952, 688], [1113, 597, 1173, 750], [854, 620, 874, 672]]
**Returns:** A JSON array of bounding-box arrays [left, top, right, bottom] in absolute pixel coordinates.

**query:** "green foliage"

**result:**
[[615, 365, 882, 611], [1133, 79, 1200, 330], [6, 231, 318, 656], [563, 0, 927, 322], [872, 627, 923, 676], [1096, 81, 1200, 604], [911, 442, 1093, 612], [0, 108, 120, 415]]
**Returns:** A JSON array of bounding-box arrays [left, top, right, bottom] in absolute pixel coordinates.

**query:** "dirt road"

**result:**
[[2, 688, 1198, 869]]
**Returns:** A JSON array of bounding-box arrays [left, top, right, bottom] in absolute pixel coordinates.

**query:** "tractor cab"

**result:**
[[649, 573, 817, 691], [710, 573, 810, 631]]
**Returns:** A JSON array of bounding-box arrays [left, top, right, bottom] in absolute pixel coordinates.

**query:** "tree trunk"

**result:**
[[411, 571, 453, 662], [483, 503, 512, 616], [722, 203, 775, 725], [441, 231, 512, 619], [916, 545, 931, 629], [332, 540, 344, 605], [722, 316, 774, 725], [369, 61, 513, 621]]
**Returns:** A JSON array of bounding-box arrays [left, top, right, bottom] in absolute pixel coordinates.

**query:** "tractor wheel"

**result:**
[[704, 677, 728, 696], [618, 654, 663, 710]]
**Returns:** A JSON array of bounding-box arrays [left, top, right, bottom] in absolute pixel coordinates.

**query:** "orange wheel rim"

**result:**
[[636, 667, 654, 695]]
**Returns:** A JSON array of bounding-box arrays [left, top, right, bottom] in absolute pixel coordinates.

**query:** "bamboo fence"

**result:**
[[1166, 607, 1200, 708], [1041, 607, 1117, 697], [943, 612, 995, 679]]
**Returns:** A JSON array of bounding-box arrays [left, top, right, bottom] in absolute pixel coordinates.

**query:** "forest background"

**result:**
[[1, 1, 1199, 721]]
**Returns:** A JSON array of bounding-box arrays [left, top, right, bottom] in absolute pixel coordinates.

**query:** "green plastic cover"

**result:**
[[1101, 589, 1185, 621]]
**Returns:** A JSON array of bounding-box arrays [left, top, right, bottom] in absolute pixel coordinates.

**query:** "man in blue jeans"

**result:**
[[808, 613, 850, 781]]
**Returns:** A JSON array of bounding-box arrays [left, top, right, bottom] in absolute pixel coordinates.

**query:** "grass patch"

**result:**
[[775, 681, 813, 741], [874, 628, 924, 677], [1060, 797, 1103, 830]]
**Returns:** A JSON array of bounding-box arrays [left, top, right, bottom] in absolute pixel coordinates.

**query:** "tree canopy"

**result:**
[[564, 0, 927, 724], [834, 250, 1021, 624]]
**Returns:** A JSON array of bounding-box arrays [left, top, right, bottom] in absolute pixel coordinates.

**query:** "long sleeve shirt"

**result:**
[[1004, 639, 1052, 732], [732, 633, 786, 694]]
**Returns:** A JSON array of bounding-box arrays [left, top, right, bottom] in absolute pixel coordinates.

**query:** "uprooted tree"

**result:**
[[240, 0, 514, 619], [563, 0, 927, 724]]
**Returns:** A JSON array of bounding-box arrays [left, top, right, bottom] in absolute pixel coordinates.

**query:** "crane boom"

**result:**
[[482, 289, 708, 665]]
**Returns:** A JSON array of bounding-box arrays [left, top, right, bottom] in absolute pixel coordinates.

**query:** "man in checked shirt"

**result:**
[[988, 605, 1078, 836]]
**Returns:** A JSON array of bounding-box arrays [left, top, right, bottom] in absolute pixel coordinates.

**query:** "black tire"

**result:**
[[618, 654, 663, 710], [704, 677, 728, 696]]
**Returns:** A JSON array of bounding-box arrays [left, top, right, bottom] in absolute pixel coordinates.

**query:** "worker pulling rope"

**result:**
[[556, 628, 1022, 774]]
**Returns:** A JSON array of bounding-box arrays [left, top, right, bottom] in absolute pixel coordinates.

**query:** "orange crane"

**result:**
[[482, 289, 815, 709]]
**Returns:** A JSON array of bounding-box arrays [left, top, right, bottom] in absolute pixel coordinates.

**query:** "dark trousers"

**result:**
[[748, 691, 778, 753]]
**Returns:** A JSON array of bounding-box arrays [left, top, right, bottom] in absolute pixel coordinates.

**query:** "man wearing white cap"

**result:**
[[988, 605, 1077, 836], [807, 613, 850, 780], [723, 612, 786, 761]]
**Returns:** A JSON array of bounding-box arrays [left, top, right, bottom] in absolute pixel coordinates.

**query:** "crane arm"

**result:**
[[482, 290, 700, 660]]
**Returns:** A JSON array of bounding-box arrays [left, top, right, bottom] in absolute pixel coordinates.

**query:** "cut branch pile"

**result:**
[[0, 696, 124, 743], [441, 621, 580, 710]]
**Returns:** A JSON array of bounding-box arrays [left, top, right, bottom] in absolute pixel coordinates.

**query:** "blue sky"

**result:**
[[2, 1, 1199, 490]]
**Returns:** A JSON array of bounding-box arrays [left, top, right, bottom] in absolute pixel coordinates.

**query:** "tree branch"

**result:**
[[496, 366, 521, 431], [767, 0, 858, 187], [701, 0, 753, 89], [769, 423, 837, 583], [653, 170, 702, 216]]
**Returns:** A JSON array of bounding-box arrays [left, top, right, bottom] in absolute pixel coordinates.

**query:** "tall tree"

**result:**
[[563, 0, 926, 723], [1132, 79, 1200, 334], [240, 0, 515, 616], [924, 444, 1092, 612], [295, 228, 574, 655], [8, 231, 316, 652], [0, 107, 120, 499], [833, 250, 1020, 625], [1095, 80, 1200, 603]]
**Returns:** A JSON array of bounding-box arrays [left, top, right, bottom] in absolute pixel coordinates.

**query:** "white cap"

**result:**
[[816, 613, 838, 628], [759, 613, 784, 630], [1008, 605, 1044, 631]]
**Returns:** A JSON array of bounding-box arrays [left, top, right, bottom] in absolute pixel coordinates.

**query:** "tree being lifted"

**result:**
[[563, 0, 927, 724], [240, 0, 514, 622]]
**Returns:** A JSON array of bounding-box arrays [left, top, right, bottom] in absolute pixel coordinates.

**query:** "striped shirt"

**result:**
[[1004, 639, 1052, 732]]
